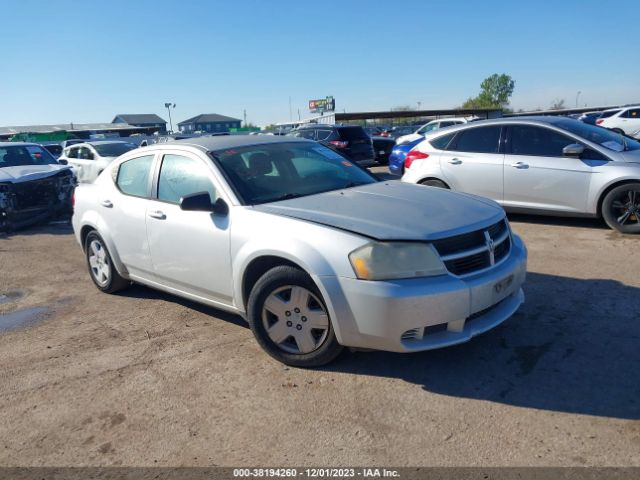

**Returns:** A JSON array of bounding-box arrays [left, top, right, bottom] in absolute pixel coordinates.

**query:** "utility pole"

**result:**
[[243, 109, 247, 127], [575, 91, 581, 108]]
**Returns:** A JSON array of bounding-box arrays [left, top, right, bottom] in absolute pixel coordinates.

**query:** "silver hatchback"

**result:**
[[72, 136, 527, 367], [402, 117, 640, 233]]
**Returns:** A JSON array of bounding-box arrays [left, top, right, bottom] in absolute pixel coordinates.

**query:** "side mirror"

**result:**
[[58, 159, 68, 165], [180, 192, 228, 215], [562, 143, 585, 158]]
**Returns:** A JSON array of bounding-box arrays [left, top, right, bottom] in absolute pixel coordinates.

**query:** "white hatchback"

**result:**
[[596, 106, 640, 135], [396, 118, 469, 145]]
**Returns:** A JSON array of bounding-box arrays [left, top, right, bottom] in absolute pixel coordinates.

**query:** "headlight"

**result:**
[[349, 242, 446, 280]]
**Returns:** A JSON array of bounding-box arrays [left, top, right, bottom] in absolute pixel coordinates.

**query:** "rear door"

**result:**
[[502, 124, 596, 213], [101, 153, 156, 277], [438, 125, 504, 202]]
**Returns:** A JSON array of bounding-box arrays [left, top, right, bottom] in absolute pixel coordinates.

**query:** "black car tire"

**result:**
[[247, 266, 343, 367], [419, 179, 449, 189], [602, 183, 640, 234]]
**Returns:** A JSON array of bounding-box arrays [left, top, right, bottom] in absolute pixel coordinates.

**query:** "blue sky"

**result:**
[[1, 0, 638, 127]]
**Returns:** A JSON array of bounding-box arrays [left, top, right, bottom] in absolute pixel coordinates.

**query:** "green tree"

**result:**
[[462, 73, 515, 109], [550, 98, 566, 110]]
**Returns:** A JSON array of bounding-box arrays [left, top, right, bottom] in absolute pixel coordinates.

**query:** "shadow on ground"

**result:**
[[506, 213, 608, 230], [325, 272, 640, 420]]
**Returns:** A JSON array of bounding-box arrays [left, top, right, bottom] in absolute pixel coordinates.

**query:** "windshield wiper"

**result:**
[[269, 192, 304, 202]]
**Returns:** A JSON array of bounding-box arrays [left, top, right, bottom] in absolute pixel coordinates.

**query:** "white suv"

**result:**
[[596, 106, 640, 135], [396, 118, 469, 145]]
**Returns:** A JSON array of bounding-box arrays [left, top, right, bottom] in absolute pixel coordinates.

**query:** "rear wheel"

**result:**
[[419, 179, 449, 189], [85, 231, 130, 293], [247, 266, 343, 367], [602, 183, 640, 233]]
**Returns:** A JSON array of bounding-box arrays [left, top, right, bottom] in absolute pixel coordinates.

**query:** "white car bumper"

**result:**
[[317, 234, 527, 352]]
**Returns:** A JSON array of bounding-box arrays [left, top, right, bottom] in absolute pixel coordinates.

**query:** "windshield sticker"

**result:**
[[601, 140, 624, 152], [313, 146, 344, 160]]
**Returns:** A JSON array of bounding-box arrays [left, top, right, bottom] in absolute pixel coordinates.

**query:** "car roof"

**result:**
[[151, 134, 312, 152]]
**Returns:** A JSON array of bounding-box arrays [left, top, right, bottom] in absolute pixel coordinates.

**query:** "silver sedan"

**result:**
[[401, 117, 640, 233], [72, 136, 527, 367]]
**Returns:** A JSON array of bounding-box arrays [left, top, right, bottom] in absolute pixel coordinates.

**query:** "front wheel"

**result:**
[[247, 266, 343, 367], [602, 183, 640, 233]]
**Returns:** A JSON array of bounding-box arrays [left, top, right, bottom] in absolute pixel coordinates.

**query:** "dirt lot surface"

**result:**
[[1, 194, 639, 466]]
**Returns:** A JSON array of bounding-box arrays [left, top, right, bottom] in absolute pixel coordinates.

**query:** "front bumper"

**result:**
[[317, 234, 527, 352]]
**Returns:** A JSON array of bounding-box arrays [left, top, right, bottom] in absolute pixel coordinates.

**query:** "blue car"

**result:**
[[388, 137, 423, 176]]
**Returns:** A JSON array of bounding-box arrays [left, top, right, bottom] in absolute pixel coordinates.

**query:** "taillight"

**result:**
[[404, 149, 429, 169], [329, 140, 348, 149], [596, 119, 604, 125]]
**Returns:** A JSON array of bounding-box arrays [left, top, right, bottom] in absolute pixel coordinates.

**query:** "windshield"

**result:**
[[92, 142, 137, 157], [211, 142, 377, 205], [0, 145, 57, 167], [554, 119, 640, 152]]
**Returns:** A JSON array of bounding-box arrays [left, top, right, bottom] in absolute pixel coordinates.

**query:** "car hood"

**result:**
[[0, 164, 72, 184], [253, 181, 505, 241]]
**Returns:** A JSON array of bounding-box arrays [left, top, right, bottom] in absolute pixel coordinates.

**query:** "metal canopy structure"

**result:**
[[334, 108, 503, 122]]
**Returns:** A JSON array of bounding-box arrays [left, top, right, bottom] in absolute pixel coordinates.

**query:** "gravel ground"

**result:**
[[0, 189, 639, 467]]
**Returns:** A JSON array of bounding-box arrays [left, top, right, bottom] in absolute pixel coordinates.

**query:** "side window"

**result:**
[[439, 121, 454, 128], [450, 126, 501, 154], [67, 147, 79, 159], [429, 132, 456, 150], [116, 155, 154, 197], [316, 129, 332, 141], [418, 123, 437, 134], [628, 108, 640, 119], [297, 129, 316, 140], [510, 125, 574, 157], [157, 154, 216, 204]]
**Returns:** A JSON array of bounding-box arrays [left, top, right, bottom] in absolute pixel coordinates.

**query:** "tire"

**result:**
[[247, 266, 343, 367], [601, 183, 640, 234], [84, 231, 130, 293], [419, 179, 449, 189]]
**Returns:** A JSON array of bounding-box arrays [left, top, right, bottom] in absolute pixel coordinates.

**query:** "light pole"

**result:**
[[164, 102, 176, 133], [575, 91, 581, 108]]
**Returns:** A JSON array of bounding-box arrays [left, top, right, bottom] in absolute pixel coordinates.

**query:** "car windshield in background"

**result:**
[[92, 143, 137, 157], [554, 119, 640, 151], [211, 142, 377, 205], [0, 145, 56, 167]]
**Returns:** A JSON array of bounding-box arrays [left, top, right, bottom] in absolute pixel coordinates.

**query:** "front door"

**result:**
[[503, 125, 595, 213], [145, 152, 233, 305]]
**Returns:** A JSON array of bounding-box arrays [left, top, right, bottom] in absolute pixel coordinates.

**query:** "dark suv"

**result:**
[[289, 125, 375, 167]]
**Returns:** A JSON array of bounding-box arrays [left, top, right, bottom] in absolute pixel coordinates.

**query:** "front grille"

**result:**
[[433, 219, 511, 277], [14, 177, 59, 209]]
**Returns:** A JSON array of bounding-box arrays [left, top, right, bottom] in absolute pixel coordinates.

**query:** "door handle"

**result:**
[[148, 210, 166, 220], [510, 161, 528, 169], [101, 200, 113, 208], [448, 158, 462, 165]]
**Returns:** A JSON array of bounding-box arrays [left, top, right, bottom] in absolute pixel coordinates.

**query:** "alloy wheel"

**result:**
[[610, 189, 640, 227], [88, 239, 111, 287], [261, 285, 329, 354]]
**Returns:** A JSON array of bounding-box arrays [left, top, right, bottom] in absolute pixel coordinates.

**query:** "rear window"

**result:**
[[0, 145, 56, 167], [599, 110, 621, 119], [338, 127, 368, 141]]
